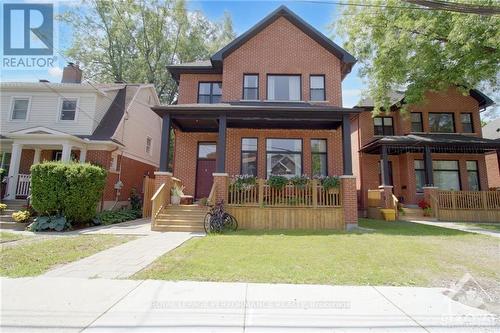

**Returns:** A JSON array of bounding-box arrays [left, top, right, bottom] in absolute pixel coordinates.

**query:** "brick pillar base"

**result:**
[[423, 186, 438, 217], [212, 173, 229, 204], [154, 171, 172, 205], [340, 175, 358, 230], [378, 185, 394, 209]]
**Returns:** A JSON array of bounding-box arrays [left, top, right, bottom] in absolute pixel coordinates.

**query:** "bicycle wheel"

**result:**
[[203, 212, 212, 233], [222, 213, 238, 231], [227, 213, 238, 231]]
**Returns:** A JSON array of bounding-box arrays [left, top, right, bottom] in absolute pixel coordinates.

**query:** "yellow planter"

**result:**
[[380, 209, 396, 221]]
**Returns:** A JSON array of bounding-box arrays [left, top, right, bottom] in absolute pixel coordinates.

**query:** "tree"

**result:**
[[333, 0, 500, 115], [63, 0, 235, 103]]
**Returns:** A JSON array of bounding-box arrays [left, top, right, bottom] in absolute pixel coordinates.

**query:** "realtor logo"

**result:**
[[3, 3, 53, 55]]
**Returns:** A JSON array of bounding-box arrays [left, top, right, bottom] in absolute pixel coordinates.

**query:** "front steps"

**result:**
[[153, 205, 208, 232], [0, 200, 30, 230], [400, 207, 437, 221]]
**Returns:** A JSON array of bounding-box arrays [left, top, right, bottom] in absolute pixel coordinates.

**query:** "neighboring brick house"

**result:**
[[353, 87, 498, 213], [0, 63, 162, 209], [482, 117, 500, 189], [151, 6, 360, 229]]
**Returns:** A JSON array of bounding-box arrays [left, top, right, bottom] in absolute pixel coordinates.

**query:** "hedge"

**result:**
[[30, 162, 107, 223]]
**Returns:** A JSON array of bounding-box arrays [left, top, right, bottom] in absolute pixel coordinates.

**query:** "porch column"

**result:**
[[4, 143, 22, 199], [216, 115, 227, 173], [159, 114, 171, 172], [340, 175, 357, 230], [424, 146, 434, 186], [342, 114, 353, 175], [61, 143, 72, 162], [380, 145, 390, 186], [33, 148, 41, 164], [79, 148, 87, 163]]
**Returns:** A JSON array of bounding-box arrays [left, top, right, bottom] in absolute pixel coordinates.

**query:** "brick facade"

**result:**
[[485, 152, 500, 189]]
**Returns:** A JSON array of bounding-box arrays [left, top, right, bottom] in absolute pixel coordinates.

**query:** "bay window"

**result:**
[[428, 113, 455, 133], [267, 75, 301, 101], [311, 139, 327, 176], [241, 138, 258, 176], [266, 139, 302, 177]]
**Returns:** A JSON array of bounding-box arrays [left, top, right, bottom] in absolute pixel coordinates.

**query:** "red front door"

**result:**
[[195, 143, 217, 199]]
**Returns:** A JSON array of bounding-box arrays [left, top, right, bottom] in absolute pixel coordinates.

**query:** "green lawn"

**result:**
[[134, 219, 500, 289], [460, 223, 500, 232], [0, 235, 132, 277], [0, 232, 24, 243]]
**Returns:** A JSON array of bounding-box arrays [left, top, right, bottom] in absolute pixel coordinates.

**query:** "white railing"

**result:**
[[16, 174, 31, 197]]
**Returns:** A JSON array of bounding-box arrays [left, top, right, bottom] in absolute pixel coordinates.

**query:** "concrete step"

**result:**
[[152, 225, 204, 232], [0, 221, 29, 230], [156, 219, 204, 226]]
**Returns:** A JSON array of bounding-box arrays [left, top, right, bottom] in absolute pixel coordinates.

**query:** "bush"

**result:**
[[319, 176, 340, 190], [30, 162, 107, 223], [0, 203, 6, 213], [94, 209, 142, 225], [233, 175, 257, 190], [12, 210, 30, 223], [290, 175, 309, 188], [267, 175, 288, 190], [29, 215, 70, 232]]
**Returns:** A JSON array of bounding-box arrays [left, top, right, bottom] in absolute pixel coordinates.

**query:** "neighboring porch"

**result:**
[[361, 133, 500, 222], [149, 102, 361, 230]]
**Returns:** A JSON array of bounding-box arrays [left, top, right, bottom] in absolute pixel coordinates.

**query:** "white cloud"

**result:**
[[48, 66, 63, 79], [342, 89, 362, 107]]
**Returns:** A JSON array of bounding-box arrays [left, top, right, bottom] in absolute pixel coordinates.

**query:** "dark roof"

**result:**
[[361, 133, 500, 154], [78, 85, 138, 142], [357, 89, 494, 109], [167, 5, 357, 82]]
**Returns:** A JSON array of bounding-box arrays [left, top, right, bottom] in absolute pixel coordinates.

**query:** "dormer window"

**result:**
[[59, 98, 77, 121], [198, 82, 222, 104], [267, 75, 301, 101], [243, 74, 259, 100]]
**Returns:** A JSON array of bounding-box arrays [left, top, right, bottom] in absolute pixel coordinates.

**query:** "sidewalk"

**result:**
[[1, 277, 497, 332], [43, 232, 203, 279], [407, 219, 500, 238]]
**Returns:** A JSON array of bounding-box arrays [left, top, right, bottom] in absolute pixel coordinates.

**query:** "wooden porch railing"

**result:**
[[228, 178, 341, 207], [151, 183, 167, 220], [207, 183, 216, 206], [437, 190, 500, 210], [142, 176, 155, 218]]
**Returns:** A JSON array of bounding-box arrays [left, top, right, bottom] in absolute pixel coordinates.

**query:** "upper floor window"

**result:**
[[198, 82, 222, 104], [411, 112, 423, 132], [11, 97, 30, 120], [461, 113, 474, 133], [267, 75, 300, 101], [428, 113, 454, 133], [146, 136, 153, 155], [243, 75, 259, 100], [309, 75, 325, 101], [60, 98, 77, 121], [373, 117, 394, 136]]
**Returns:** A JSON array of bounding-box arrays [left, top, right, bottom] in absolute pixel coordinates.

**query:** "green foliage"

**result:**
[[0, 168, 6, 181], [233, 175, 257, 190], [171, 183, 185, 197], [290, 175, 309, 188], [30, 162, 107, 223], [62, 0, 236, 103], [0, 203, 6, 213], [333, 0, 500, 115], [95, 209, 142, 225], [267, 176, 289, 190], [319, 176, 340, 190], [12, 210, 30, 223], [29, 215, 71, 232], [129, 187, 142, 210]]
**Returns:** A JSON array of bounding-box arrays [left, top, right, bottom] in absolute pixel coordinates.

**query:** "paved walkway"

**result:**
[[407, 219, 500, 238], [1, 277, 498, 333], [43, 232, 203, 278]]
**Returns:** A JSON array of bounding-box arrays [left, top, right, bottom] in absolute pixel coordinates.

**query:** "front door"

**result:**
[[195, 143, 217, 199]]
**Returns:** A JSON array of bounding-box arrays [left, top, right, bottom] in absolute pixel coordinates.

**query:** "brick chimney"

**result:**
[[61, 62, 82, 83]]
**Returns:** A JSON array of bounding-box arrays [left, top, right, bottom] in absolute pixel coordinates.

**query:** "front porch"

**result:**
[[149, 102, 361, 230]]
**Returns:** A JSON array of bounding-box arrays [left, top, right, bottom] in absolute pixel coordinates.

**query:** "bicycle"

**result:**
[[203, 201, 238, 233]]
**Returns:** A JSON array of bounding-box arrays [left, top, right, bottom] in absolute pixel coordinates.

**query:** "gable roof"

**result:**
[[168, 5, 357, 82]]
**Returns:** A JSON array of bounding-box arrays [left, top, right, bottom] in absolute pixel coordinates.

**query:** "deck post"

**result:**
[[423, 186, 438, 217], [216, 115, 227, 173], [311, 179, 318, 207], [159, 114, 171, 172]]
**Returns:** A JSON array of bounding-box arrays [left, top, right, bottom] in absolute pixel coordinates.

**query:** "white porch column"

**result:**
[[61, 143, 72, 162], [79, 148, 87, 163], [33, 148, 41, 164], [4, 143, 22, 200]]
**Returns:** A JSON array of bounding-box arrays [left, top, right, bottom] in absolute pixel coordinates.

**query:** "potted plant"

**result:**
[[233, 175, 257, 190], [267, 175, 288, 190], [319, 176, 340, 193], [171, 183, 184, 205], [418, 199, 432, 217], [290, 175, 309, 188]]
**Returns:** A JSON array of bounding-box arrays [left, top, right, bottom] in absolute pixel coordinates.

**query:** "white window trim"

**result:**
[[56, 97, 79, 122], [9, 96, 32, 122], [146, 136, 153, 156]]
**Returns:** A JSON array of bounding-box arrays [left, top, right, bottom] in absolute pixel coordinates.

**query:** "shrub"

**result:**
[[418, 199, 430, 210], [290, 175, 309, 188], [129, 187, 142, 210], [12, 210, 30, 223], [29, 215, 70, 232], [0, 203, 6, 213], [30, 162, 107, 223], [233, 175, 257, 190], [267, 175, 288, 190], [318, 176, 340, 190], [94, 209, 142, 225]]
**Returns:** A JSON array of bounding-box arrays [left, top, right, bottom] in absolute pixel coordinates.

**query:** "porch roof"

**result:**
[[151, 102, 362, 131], [361, 133, 500, 155]]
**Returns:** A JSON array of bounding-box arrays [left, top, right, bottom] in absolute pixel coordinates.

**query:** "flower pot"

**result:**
[[171, 195, 181, 205]]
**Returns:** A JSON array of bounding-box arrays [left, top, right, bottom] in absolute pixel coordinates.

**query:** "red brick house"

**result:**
[[353, 87, 498, 214], [150, 6, 360, 230], [482, 118, 500, 189]]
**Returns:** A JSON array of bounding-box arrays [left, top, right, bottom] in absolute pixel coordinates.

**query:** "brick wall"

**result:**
[[86, 150, 112, 170], [178, 73, 223, 104], [172, 128, 343, 196], [485, 152, 500, 189], [117, 155, 156, 201]]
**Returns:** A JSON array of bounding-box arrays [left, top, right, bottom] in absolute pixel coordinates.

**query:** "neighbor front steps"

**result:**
[[400, 207, 437, 222], [0, 200, 30, 230], [153, 205, 208, 232]]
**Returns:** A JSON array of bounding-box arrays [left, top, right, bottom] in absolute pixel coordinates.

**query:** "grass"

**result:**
[[0, 235, 132, 277], [0, 232, 24, 243], [459, 223, 500, 232], [134, 219, 500, 289]]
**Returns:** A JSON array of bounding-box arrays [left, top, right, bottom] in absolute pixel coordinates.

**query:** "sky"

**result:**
[[0, 0, 365, 107]]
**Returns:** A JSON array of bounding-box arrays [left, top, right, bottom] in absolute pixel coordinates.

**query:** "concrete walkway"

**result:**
[[407, 219, 500, 238], [43, 232, 203, 279], [1, 277, 498, 333]]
